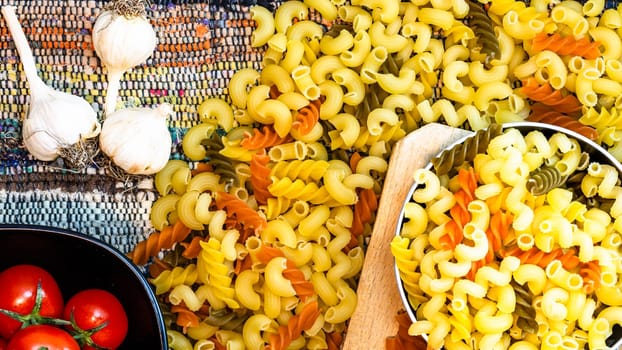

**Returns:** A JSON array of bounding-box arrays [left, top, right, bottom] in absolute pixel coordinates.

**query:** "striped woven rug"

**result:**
[[0, 0, 272, 253]]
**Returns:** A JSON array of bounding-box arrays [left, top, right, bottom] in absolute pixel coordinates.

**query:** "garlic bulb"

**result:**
[[1, 6, 101, 162], [99, 103, 173, 175], [92, 0, 157, 116]]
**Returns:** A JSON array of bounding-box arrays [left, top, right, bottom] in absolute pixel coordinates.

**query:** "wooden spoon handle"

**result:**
[[343, 123, 472, 349]]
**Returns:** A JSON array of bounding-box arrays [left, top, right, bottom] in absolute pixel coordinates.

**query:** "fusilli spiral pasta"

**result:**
[[527, 110, 599, 141], [521, 78, 582, 114], [511, 280, 538, 335], [202, 136, 240, 186], [267, 301, 321, 350], [293, 99, 322, 135], [151, 264, 200, 295], [531, 32, 602, 59], [215, 191, 267, 232], [240, 125, 292, 150], [250, 151, 273, 205], [431, 123, 503, 175], [467, 0, 500, 63], [526, 166, 569, 196], [128, 221, 192, 265]]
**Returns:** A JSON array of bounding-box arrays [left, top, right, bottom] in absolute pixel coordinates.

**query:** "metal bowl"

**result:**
[[394, 121, 622, 349], [0, 224, 168, 349]]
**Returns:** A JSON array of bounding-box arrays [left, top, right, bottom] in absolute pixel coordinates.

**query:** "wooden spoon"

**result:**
[[342, 123, 472, 349]]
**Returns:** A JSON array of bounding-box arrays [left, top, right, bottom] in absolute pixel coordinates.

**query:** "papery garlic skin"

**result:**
[[99, 103, 173, 175], [1, 5, 101, 162], [92, 11, 156, 74], [23, 91, 101, 161], [92, 8, 157, 115]]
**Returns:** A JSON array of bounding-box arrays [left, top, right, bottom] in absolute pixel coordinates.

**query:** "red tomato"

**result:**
[[0, 338, 6, 350], [63, 289, 128, 350], [0, 265, 64, 339], [7, 325, 79, 350]]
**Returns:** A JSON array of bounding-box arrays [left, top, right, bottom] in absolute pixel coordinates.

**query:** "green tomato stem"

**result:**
[[68, 310, 110, 350], [0, 280, 71, 328]]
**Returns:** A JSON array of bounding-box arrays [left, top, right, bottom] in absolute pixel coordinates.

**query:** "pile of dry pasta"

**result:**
[[124, 0, 622, 348], [393, 125, 622, 349]]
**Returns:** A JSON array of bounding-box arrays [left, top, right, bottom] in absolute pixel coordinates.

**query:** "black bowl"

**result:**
[[0, 224, 167, 349]]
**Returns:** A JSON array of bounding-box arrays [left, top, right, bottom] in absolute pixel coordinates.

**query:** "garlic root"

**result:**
[[1, 5, 101, 164], [92, 0, 157, 116]]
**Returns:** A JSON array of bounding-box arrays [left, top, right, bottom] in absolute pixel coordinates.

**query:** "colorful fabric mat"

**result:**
[[0, 0, 271, 253]]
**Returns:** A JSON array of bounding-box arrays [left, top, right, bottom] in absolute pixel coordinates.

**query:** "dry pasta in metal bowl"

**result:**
[[392, 121, 622, 350]]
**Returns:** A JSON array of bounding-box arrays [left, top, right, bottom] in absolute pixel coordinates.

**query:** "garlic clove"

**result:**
[[99, 103, 173, 175], [22, 121, 61, 162]]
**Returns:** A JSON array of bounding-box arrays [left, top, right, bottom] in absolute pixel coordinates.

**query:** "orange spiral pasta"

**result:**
[[351, 188, 378, 237], [171, 304, 201, 331], [180, 236, 204, 259], [457, 167, 478, 199], [237, 227, 255, 246], [531, 32, 601, 59], [240, 125, 292, 150], [234, 254, 253, 275], [215, 191, 268, 232], [191, 162, 213, 176], [386, 310, 428, 350], [439, 220, 465, 251], [485, 186, 511, 214], [148, 257, 173, 279], [448, 168, 478, 229], [440, 168, 479, 250], [283, 260, 316, 300], [326, 331, 344, 350], [127, 220, 192, 265], [579, 260, 601, 294], [450, 191, 471, 230], [345, 234, 361, 253], [349, 152, 363, 172], [213, 337, 226, 350], [293, 99, 321, 136], [269, 84, 282, 99], [527, 110, 599, 141], [467, 211, 514, 280], [267, 301, 321, 350], [504, 246, 581, 270], [255, 244, 314, 299], [521, 78, 582, 114], [255, 243, 285, 263], [348, 152, 378, 238], [487, 211, 513, 255], [250, 151, 274, 205]]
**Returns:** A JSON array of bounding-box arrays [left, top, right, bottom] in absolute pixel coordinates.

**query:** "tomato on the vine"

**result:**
[[63, 289, 128, 350], [0, 337, 6, 350], [0, 264, 64, 339], [7, 324, 79, 350]]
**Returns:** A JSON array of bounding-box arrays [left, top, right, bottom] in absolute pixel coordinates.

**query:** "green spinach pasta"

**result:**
[[431, 123, 504, 176]]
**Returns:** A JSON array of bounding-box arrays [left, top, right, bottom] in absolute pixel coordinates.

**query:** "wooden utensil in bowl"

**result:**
[[342, 123, 472, 349]]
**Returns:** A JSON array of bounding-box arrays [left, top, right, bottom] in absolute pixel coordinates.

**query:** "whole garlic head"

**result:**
[[99, 103, 173, 175], [2, 5, 101, 162], [92, 3, 157, 116], [23, 90, 101, 161], [92, 9, 157, 78]]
